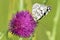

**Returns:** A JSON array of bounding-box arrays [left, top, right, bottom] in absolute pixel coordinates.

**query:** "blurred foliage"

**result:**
[[0, 0, 60, 40]]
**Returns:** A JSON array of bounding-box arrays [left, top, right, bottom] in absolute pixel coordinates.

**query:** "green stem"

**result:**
[[19, 37, 23, 40], [43, 0, 47, 4], [3, 30, 9, 40], [29, 36, 32, 40], [19, 0, 24, 10], [0, 32, 4, 40], [50, 0, 60, 40]]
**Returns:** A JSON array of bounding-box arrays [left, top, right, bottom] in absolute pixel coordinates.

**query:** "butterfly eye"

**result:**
[[47, 6, 51, 12], [44, 6, 51, 15]]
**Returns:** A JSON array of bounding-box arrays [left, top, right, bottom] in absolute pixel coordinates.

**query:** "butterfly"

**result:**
[[32, 3, 51, 21]]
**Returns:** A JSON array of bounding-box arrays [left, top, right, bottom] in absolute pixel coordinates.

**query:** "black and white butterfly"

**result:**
[[32, 3, 51, 21]]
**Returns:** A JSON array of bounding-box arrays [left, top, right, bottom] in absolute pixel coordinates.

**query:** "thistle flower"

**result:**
[[9, 11, 37, 38]]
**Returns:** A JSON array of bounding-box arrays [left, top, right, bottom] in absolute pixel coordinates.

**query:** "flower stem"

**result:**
[[19, 37, 23, 40], [20, 0, 24, 10], [50, 0, 60, 40], [43, 0, 47, 4]]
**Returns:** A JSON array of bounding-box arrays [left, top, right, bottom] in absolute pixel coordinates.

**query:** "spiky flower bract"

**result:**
[[9, 10, 37, 38]]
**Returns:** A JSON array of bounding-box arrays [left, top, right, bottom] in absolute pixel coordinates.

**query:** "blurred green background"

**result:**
[[0, 0, 60, 40]]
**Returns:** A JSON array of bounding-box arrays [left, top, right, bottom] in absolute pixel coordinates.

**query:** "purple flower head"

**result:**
[[9, 10, 37, 38]]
